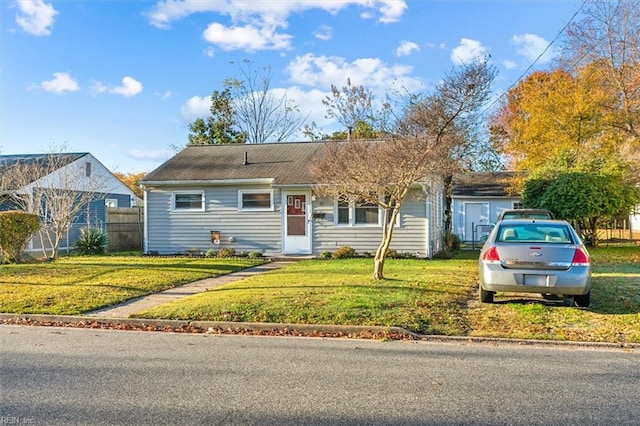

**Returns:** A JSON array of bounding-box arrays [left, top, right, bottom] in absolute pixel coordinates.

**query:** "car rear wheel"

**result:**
[[479, 286, 494, 303], [574, 291, 590, 308]]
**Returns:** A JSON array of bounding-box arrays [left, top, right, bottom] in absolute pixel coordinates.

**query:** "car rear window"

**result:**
[[501, 213, 553, 220], [497, 224, 573, 243]]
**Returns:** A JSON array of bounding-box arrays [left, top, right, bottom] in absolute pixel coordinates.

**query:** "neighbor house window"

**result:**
[[105, 198, 118, 208], [238, 190, 273, 211], [172, 191, 204, 211], [85, 162, 92, 177], [513, 202, 524, 209]]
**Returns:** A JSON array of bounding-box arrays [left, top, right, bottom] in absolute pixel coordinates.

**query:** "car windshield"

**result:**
[[496, 224, 573, 244]]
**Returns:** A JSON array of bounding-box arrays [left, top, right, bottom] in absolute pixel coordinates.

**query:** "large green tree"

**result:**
[[187, 87, 246, 145], [523, 172, 640, 246]]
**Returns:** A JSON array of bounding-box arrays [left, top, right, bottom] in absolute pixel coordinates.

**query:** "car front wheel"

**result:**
[[574, 291, 590, 308], [479, 286, 494, 303]]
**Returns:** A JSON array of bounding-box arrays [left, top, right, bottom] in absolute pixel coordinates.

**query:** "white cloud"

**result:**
[[204, 46, 215, 57], [127, 149, 173, 162], [147, 1, 407, 28], [314, 25, 332, 41], [180, 95, 211, 121], [378, 0, 407, 23], [146, 1, 407, 52], [396, 40, 420, 57], [202, 22, 292, 51], [156, 91, 172, 100], [451, 38, 487, 65], [15, 0, 58, 36], [503, 59, 518, 70], [110, 76, 143, 97], [40, 72, 79, 94], [511, 33, 556, 64], [91, 81, 108, 95], [285, 53, 423, 94]]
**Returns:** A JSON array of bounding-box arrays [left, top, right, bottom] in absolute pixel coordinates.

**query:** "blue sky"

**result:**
[[1, 0, 584, 173]]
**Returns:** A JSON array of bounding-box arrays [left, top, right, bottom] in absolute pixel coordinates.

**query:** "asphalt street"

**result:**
[[1, 325, 638, 425]]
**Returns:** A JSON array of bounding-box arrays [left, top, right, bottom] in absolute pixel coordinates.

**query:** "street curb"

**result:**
[[1, 313, 638, 349], [0, 313, 418, 339]]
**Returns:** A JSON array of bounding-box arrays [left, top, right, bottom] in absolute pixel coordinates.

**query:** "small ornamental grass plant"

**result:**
[[73, 228, 108, 255]]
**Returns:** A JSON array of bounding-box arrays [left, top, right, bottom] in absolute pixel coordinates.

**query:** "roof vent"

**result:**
[[243, 151, 248, 165]]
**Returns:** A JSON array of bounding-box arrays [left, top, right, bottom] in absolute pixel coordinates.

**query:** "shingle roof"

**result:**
[[141, 142, 330, 185], [451, 171, 520, 197], [0, 153, 88, 185]]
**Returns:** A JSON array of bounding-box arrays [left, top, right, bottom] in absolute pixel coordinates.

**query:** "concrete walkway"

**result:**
[[86, 261, 294, 318]]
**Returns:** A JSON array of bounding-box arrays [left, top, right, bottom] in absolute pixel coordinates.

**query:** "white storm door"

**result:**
[[282, 191, 312, 254], [464, 202, 489, 241]]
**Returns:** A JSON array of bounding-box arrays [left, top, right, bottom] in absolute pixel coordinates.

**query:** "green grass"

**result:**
[[3, 246, 639, 343], [136, 258, 479, 335], [0, 255, 266, 315], [136, 246, 640, 343]]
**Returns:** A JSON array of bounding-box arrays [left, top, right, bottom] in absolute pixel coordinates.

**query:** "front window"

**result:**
[[355, 201, 379, 224], [238, 190, 273, 211], [337, 200, 350, 224], [335, 199, 381, 226], [173, 191, 204, 211]]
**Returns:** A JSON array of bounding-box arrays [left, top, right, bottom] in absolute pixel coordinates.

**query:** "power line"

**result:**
[[482, 0, 588, 115]]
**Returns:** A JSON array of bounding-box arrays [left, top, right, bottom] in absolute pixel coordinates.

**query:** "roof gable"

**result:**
[[0, 153, 88, 185]]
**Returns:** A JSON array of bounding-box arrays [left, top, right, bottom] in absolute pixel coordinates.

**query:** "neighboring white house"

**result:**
[[0, 152, 138, 252], [630, 206, 640, 234], [451, 171, 521, 243], [140, 142, 446, 258]]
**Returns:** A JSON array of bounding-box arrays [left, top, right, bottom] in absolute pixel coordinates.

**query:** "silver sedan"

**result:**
[[478, 219, 592, 307]]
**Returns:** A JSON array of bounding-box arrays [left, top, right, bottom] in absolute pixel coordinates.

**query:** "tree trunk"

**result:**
[[373, 250, 386, 280], [372, 204, 402, 280], [590, 217, 599, 247]]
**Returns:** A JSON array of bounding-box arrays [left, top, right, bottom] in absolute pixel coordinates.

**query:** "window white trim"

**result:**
[[238, 189, 274, 211], [172, 190, 205, 212]]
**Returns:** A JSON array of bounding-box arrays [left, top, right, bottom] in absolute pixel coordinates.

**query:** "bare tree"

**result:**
[[227, 60, 307, 143], [0, 152, 114, 259], [311, 60, 496, 279], [322, 78, 382, 139], [561, 0, 640, 138]]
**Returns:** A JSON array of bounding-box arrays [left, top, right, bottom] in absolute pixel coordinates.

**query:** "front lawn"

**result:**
[[0, 256, 266, 315], [136, 246, 640, 343], [2, 247, 638, 343]]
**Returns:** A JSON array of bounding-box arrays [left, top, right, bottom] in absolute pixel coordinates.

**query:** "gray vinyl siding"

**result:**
[[146, 180, 446, 257], [146, 185, 283, 255], [312, 187, 436, 257]]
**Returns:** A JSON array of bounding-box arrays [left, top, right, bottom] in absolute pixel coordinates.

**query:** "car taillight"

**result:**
[[572, 248, 589, 266], [482, 246, 501, 263]]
